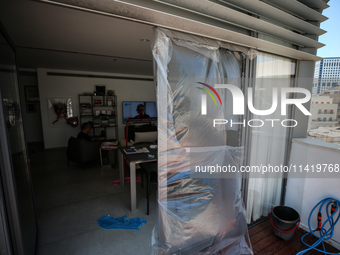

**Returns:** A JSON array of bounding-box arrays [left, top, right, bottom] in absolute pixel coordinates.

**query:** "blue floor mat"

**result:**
[[98, 215, 147, 231]]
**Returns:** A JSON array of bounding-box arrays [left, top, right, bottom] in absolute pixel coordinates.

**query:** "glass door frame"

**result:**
[[241, 52, 298, 226], [0, 23, 38, 255]]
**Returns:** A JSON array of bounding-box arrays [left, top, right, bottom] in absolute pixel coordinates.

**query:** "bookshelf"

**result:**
[[79, 94, 117, 140]]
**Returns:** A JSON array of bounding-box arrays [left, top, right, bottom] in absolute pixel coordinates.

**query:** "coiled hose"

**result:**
[[297, 197, 340, 255]]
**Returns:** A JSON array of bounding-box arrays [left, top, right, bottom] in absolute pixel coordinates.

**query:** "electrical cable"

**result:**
[[297, 197, 340, 255]]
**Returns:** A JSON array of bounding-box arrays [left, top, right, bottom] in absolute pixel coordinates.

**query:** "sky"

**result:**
[[316, 0, 340, 58]]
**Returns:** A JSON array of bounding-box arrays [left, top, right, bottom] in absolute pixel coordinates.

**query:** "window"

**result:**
[[318, 109, 322, 114], [329, 118, 333, 121], [330, 110, 334, 114], [323, 118, 327, 121], [247, 52, 295, 224]]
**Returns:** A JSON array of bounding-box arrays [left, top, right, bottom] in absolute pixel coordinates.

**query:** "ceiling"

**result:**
[[0, 0, 154, 75]]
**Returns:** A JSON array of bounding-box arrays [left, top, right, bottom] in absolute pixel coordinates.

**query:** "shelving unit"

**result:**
[[79, 94, 118, 140]]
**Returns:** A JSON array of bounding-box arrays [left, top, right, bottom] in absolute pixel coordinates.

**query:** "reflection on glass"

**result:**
[[0, 31, 37, 254]]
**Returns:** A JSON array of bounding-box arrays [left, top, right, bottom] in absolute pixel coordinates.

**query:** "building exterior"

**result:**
[[308, 95, 338, 130], [313, 57, 340, 94], [322, 86, 340, 126]]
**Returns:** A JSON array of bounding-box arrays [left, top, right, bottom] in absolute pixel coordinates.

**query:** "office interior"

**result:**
[[0, 2, 159, 255]]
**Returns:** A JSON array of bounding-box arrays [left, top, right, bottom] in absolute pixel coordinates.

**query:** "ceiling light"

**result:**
[[140, 38, 150, 42]]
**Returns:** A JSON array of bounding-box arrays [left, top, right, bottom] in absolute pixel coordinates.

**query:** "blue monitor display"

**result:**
[[122, 101, 157, 124]]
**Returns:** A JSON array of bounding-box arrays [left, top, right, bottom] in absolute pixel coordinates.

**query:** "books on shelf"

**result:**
[[93, 97, 103, 106], [94, 110, 100, 116], [93, 118, 101, 127], [80, 103, 91, 108], [80, 93, 117, 140], [94, 100, 102, 106], [81, 108, 92, 116], [106, 96, 115, 106], [101, 118, 109, 126], [109, 117, 116, 126]]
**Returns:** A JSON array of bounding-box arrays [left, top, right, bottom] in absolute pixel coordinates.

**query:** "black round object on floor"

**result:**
[[271, 206, 300, 241]]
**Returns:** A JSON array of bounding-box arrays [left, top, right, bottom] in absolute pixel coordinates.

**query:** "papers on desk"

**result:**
[[124, 148, 137, 154], [149, 145, 157, 149], [124, 147, 150, 154], [137, 147, 149, 153]]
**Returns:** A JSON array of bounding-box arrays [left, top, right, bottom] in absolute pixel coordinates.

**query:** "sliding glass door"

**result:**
[[0, 29, 37, 254], [246, 52, 296, 224]]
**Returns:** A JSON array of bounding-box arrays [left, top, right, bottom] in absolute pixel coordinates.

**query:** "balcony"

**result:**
[[250, 219, 340, 254], [286, 138, 340, 248], [317, 112, 335, 115], [312, 119, 337, 123]]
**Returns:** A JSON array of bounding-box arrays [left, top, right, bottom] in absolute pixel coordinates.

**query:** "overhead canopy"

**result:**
[[41, 0, 325, 61]]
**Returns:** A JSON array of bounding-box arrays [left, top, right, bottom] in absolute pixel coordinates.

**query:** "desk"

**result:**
[[118, 146, 157, 211]]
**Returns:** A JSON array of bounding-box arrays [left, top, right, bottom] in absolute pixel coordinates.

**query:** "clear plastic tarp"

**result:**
[[152, 28, 254, 254]]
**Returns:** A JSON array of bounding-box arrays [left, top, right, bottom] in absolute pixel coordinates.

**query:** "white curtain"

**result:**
[[246, 53, 296, 223]]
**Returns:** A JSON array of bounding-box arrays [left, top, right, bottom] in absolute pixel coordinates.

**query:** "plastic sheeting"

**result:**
[[152, 28, 254, 255]]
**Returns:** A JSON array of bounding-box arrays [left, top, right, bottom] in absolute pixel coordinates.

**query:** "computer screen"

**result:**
[[122, 101, 157, 124]]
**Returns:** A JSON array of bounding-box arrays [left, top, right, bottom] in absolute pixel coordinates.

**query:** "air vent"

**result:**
[[46, 72, 153, 81]]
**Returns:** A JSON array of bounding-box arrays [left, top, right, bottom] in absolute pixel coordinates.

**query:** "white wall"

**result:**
[[285, 138, 340, 247], [37, 68, 155, 149], [18, 71, 44, 143]]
